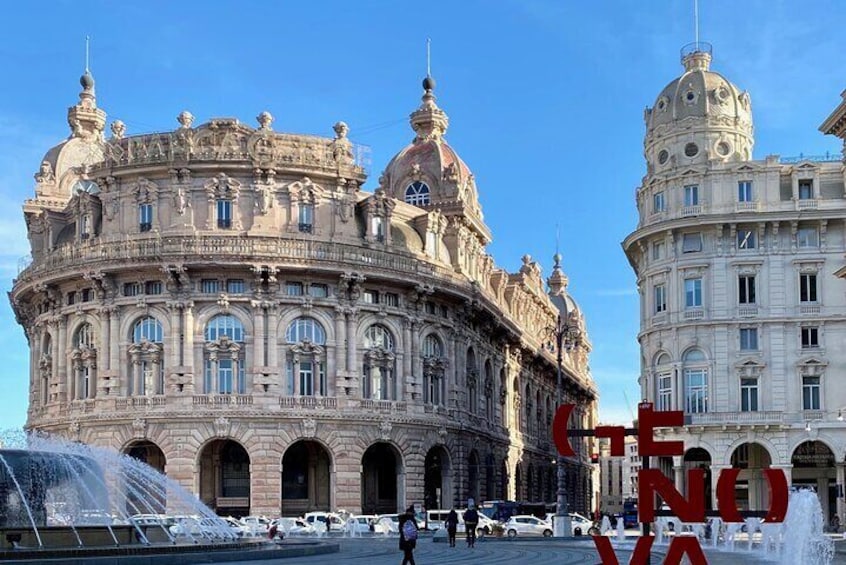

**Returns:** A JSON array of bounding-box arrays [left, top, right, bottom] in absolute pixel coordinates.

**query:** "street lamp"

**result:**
[[548, 252, 577, 538]]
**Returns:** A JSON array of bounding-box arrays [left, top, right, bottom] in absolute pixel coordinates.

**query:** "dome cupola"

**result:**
[[644, 43, 753, 174]]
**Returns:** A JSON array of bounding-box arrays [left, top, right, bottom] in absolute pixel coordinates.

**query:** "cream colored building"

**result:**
[[9, 70, 598, 517], [623, 43, 846, 525]]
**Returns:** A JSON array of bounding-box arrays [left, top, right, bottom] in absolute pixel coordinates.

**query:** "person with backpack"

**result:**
[[463, 506, 479, 548], [399, 506, 418, 565], [445, 508, 459, 547]]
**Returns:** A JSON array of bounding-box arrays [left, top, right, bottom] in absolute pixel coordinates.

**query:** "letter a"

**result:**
[[593, 536, 654, 564], [663, 536, 707, 565]]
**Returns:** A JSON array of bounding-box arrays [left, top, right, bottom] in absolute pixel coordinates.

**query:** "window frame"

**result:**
[[799, 273, 818, 303], [738, 180, 753, 202], [684, 278, 703, 308], [139, 203, 153, 232], [216, 199, 233, 229], [683, 184, 699, 207], [739, 327, 758, 351], [738, 275, 756, 304], [802, 375, 821, 410], [740, 377, 758, 412]]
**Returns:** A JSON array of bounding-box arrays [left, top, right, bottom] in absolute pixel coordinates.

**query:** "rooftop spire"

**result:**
[[67, 35, 106, 140], [548, 250, 569, 296], [409, 39, 449, 142]]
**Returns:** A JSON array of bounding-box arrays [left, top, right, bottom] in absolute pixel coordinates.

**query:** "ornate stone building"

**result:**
[[624, 43, 846, 524], [10, 70, 598, 517]]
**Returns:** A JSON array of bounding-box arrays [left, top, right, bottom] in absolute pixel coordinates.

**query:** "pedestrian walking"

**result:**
[[445, 508, 459, 547], [463, 506, 479, 548], [399, 506, 418, 565]]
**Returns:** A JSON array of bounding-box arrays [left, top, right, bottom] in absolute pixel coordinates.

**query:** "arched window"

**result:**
[[422, 334, 445, 406], [285, 318, 327, 396], [404, 181, 430, 206], [654, 352, 673, 411], [683, 349, 708, 414], [204, 315, 246, 395], [362, 324, 396, 400], [129, 316, 165, 396], [466, 348, 478, 414], [70, 323, 96, 400]]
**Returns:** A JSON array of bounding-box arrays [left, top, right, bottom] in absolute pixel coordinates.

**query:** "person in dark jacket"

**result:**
[[463, 507, 479, 548], [445, 508, 459, 547], [398, 506, 418, 565]]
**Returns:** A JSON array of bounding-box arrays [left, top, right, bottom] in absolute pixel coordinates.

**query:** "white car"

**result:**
[[346, 515, 377, 534], [504, 515, 553, 537], [304, 512, 345, 531], [222, 516, 252, 537], [271, 517, 314, 537], [543, 512, 595, 536], [374, 514, 399, 534], [169, 516, 234, 540], [239, 515, 271, 536]]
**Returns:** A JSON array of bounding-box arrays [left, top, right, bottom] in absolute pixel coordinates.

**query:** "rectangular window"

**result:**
[[738, 275, 756, 304], [685, 369, 708, 413], [657, 373, 672, 411], [81, 289, 92, 302], [372, 216, 385, 242], [652, 241, 664, 261], [740, 328, 758, 351], [309, 284, 328, 298], [801, 326, 819, 349], [682, 233, 702, 253], [740, 378, 758, 412], [684, 278, 702, 308], [799, 273, 818, 303], [738, 181, 753, 202], [425, 302, 437, 315], [139, 203, 153, 232], [216, 199, 232, 229], [145, 281, 163, 295], [363, 290, 378, 304], [384, 293, 399, 307], [737, 229, 756, 250], [799, 180, 814, 200], [299, 203, 314, 233], [654, 284, 667, 314], [226, 279, 245, 294], [802, 376, 821, 410], [653, 191, 666, 213], [201, 279, 221, 294], [123, 282, 141, 297], [286, 282, 304, 296], [797, 227, 818, 248], [684, 185, 699, 207], [218, 359, 234, 394]]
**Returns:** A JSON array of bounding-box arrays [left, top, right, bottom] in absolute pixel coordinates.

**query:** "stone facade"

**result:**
[[624, 43, 846, 525], [9, 72, 598, 517]]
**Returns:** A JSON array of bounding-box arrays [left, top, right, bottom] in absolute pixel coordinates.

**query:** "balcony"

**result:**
[[735, 201, 759, 213], [799, 304, 821, 315], [298, 223, 313, 233], [737, 305, 758, 317], [279, 396, 337, 409], [192, 394, 253, 406], [115, 396, 166, 409], [681, 205, 702, 217], [686, 411, 785, 426], [359, 399, 407, 413], [797, 199, 818, 211], [683, 308, 704, 321]]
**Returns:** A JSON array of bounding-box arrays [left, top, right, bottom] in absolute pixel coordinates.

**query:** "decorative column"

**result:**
[[183, 303, 195, 372], [836, 463, 845, 527], [168, 302, 181, 368], [109, 308, 120, 375], [410, 318, 420, 397], [402, 317, 412, 399], [49, 319, 59, 401], [447, 331, 457, 406], [333, 306, 345, 372], [98, 308, 110, 372], [267, 304, 279, 368], [252, 301, 266, 369], [346, 308, 357, 375], [56, 316, 67, 402]]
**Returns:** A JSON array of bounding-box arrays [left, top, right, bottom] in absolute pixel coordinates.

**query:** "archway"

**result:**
[[527, 463, 535, 501], [123, 440, 167, 514], [361, 443, 402, 514], [198, 439, 250, 517], [485, 453, 495, 502], [467, 450, 480, 506], [515, 463, 523, 501], [500, 461, 509, 501], [791, 441, 836, 523], [683, 448, 712, 510], [281, 440, 331, 515], [730, 443, 771, 511], [424, 446, 451, 510]]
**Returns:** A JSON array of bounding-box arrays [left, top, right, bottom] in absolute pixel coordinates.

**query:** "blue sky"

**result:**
[[1, 0, 844, 429]]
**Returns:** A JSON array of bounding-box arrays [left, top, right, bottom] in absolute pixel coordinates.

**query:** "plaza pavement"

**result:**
[[219, 535, 803, 564]]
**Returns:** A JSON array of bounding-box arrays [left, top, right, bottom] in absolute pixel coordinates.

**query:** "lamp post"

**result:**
[[553, 302, 573, 538]]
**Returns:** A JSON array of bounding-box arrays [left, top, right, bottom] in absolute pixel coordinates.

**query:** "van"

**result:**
[[425, 509, 453, 531]]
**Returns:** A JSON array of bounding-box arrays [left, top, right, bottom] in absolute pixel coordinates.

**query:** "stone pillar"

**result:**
[[411, 318, 420, 398], [710, 464, 729, 511], [56, 317, 67, 402], [252, 301, 265, 369], [183, 303, 195, 373], [168, 302, 181, 368], [333, 307, 345, 372], [109, 308, 120, 379], [836, 463, 845, 527], [447, 332, 456, 405], [88, 361, 97, 399], [346, 309, 357, 376], [402, 317, 412, 399], [49, 320, 59, 401], [267, 305, 279, 368], [99, 309, 110, 372]]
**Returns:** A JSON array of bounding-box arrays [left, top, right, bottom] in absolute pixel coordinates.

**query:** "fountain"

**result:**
[[780, 488, 834, 565], [0, 432, 337, 562], [599, 515, 612, 535]]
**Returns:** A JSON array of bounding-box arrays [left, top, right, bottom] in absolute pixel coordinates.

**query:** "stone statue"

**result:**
[[177, 111, 195, 129], [110, 120, 126, 140], [331, 121, 354, 166], [34, 161, 55, 184], [174, 184, 190, 215], [256, 183, 273, 215], [257, 111, 274, 131]]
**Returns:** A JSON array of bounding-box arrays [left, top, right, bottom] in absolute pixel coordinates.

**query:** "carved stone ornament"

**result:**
[[214, 416, 231, 438], [34, 161, 56, 184], [379, 420, 392, 440], [110, 120, 126, 140], [132, 417, 147, 438], [69, 420, 81, 441], [437, 426, 448, 441], [177, 111, 195, 129], [302, 418, 317, 438]]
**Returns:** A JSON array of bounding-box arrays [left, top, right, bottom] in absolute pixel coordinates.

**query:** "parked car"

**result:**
[[239, 515, 271, 536], [129, 514, 176, 528], [304, 512, 345, 531], [222, 516, 252, 537], [346, 515, 378, 534], [504, 515, 553, 537], [271, 517, 314, 537], [543, 512, 595, 536], [169, 516, 233, 540], [374, 514, 399, 534]]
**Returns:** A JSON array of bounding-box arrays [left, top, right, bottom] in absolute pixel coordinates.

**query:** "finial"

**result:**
[[426, 37, 431, 78], [256, 111, 274, 131], [177, 111, 195, 129]]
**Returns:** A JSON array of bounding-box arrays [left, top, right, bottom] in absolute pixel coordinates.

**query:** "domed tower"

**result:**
[[644, 43, 753, 177], [380, 76, 491, 278]]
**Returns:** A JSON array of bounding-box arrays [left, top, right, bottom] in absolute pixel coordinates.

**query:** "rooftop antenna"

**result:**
[[85, 35, 90, 72], [555, 223, 560, 257], [426, 37, 431, 77]]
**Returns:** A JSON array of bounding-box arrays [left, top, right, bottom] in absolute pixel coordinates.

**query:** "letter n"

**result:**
[[638, 469, 705, 523]]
